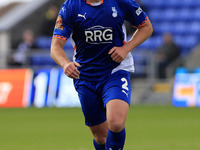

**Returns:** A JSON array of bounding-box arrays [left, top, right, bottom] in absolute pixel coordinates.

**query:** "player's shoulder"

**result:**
[[115, 0, 138, 6], [61, 0, 82, 14], [63, 0, 81, 7]]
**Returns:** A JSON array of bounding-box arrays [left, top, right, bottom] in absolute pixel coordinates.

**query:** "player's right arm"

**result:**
[[51, 1, 80, 79], [50, 38, 81, 79]]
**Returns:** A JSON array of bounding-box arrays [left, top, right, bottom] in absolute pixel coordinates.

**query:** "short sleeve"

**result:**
[[123, 0, 148, 28], [53, 1, 73, 40]]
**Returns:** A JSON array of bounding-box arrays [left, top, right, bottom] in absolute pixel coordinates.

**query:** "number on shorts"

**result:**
[[121, 78, 129, 91]]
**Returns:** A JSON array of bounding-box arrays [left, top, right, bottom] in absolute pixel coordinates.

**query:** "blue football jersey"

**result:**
[[53, 0, 148, 81]]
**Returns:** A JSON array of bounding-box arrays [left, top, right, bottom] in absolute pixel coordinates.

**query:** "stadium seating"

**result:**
[[35, 36, 73, 50], [30, 36, 74, 68], [35, 36, 52, 50], [139, 0, 200, 55], [29, 53, 57, 66]]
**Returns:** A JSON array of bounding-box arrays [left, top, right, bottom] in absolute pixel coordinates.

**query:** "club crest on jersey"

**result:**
[[85, 26, 113, 44], [112, 7, 118, 18]]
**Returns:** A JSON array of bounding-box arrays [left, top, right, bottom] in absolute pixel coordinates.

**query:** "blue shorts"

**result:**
[[74, 70, 131, 126]]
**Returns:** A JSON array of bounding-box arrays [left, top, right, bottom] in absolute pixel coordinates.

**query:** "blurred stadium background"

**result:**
[[0, 0, 200, 149]]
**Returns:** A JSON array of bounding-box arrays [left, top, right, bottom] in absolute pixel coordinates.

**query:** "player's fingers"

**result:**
[[64, 67, 72, 76], [68, 62, 80, 76], [110, 50, 118, 59], [69, 64, 80, 75], [67, 63, 80, 75], [116, 58, 123, 63], [65, 67, 79, 79], [74, 62, 81, 67], [72, 68, 80, 77], [70, 72, 80, 79], [111, 49, 122, 60], [116, 59, 122, 63], [73, 65, 80, 75], [111, 51, 124, 62], [69, 66, 80, 76], [68, 74, 78, 79], [112, 54, 118, 60], [112, 55, 122, 63], [74, 68, 80, 75], [108, 47, 116, 55]]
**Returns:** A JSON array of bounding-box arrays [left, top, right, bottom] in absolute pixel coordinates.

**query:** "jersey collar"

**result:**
[[86, 0, 104, 6]]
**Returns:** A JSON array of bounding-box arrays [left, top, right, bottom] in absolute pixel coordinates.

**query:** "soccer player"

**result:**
[[50, 0, 153, 149]]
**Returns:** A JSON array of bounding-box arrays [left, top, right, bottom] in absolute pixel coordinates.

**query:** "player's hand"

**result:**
[[63, 62, 81, 79], [108, 46, 128, 63]]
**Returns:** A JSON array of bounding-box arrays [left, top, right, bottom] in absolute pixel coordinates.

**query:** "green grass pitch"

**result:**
[[0, 105, 200, 150]]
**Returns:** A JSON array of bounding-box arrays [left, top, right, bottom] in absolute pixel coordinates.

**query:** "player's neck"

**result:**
[[87, 0, 102, 3]]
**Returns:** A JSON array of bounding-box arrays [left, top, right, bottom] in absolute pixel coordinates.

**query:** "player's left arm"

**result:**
[[109, 18, 153, 63]]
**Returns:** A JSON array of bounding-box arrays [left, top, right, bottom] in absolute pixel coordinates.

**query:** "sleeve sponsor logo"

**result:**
[[136, 7, 143, 16], [55, 15, 64, 31]]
